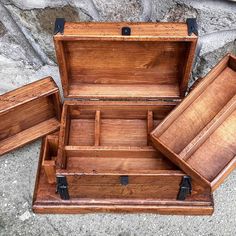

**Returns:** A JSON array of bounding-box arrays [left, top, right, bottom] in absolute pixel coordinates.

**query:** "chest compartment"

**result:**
[[29, 20, 213, 214]]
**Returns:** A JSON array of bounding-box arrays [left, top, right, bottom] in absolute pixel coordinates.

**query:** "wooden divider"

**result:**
[[147, 111, 153, 146], [94, 110, 101, 146]]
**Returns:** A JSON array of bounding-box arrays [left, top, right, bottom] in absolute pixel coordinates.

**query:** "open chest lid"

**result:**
[[53, 19, 198, 100], [151, 54, 236, 192], [0, 77, 61, 156]]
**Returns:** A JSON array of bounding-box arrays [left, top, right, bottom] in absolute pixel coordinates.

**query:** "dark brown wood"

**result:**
[[0, 77, 61, 156], [33, 132, 214, 215], [151, 54, 236, 192], [54, 22, 197, 100]]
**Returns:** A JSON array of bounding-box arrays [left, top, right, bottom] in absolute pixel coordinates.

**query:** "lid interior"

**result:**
[[54, 22, 197, 100], [151, 54, 236, 190]]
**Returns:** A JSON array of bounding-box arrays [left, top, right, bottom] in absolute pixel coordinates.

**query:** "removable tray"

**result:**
[[151, 54, 236, 191], [0, 77, 61, 156]]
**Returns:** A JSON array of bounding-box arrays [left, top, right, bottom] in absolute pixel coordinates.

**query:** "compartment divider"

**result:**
[[94, 110, 101, 146], [42, 137, 56, 184], [147, 110, 153, 146], [179, 95, 236, 161], [64, 145, 159, 158], [57, 105, 70, 169]]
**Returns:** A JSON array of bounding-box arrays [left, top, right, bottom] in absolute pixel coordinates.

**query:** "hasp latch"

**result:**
[[177, 176, 192, 200], [120, 175, 129, 185], [186, 18, 198, 36], [54, 18, 65, 35], [56, 176, 70, 200]]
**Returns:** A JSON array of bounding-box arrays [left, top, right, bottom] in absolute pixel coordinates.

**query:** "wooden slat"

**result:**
[[56, 22, 197, 39], [57, 105, 69, 168], [94, 110, 101, 146], [0, 77, 58, 113], [53, 40, 69, 97], [147, 110, 153, 146], [68, 84, 181, 99], [180, 41, 197, 97], [0, 118, 60, 155]]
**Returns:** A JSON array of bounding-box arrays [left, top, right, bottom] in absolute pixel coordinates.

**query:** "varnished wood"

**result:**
[[94, 110, 101, 146], [33, 136, 214, 214], [54, 22, 197, 99], [42, 133, 58, 184], [55, 22, 197, 39], [0, 77, 61, 156], [151, 54, 236, 191], [147, 110, 153, 145], [57, 100, 177, 170], [53, 100, 214, 211]]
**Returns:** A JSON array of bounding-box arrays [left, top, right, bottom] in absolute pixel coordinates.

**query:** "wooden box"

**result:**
[[151, 54, 236, 192], [32, 20, 214, 214], [0, 77, 61, 156]]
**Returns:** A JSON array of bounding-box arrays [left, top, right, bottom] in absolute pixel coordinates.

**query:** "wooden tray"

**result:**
[[151, 54, 236, 191], [0, 77, 61, 156], [33, 132, 214, 215]]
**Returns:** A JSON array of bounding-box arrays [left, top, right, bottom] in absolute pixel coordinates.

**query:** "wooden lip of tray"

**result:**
[[151, 54, 236, 191], [0, 77, 61, 156], [54, 21, 197, 100], [33, 135, 214, 215]]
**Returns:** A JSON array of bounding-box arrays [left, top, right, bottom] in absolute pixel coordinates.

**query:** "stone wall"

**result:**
[[0, 0, 236, 93]]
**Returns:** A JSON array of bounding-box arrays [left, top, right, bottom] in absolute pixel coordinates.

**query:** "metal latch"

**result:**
[[120, 175, 129, 185], [121, 27, 131, 36], [56, 176, 70, 200], [177, 176, 192, 200], [54, 18, 65, 35], [186, 18, 198, 36]]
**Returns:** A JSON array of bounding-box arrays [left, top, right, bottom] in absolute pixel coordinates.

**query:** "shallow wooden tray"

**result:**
[[151, 54, 236, 191], [0, 77, 61, 156]]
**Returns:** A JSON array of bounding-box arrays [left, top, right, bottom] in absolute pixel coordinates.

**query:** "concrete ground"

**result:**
[[0, 140, 235, 236]]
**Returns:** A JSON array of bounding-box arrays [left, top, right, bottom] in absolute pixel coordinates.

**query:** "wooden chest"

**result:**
[[33, 19, 214, 214], [0, 19, 215, 214]]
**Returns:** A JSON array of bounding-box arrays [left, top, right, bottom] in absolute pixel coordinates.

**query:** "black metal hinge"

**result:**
[[177, 176, 192, 200], [186, 18, 198, 36], [54, 18, 65, 35], [120, 175, 129, 185], [121, 27, 131, 36], [56, 176, 70, 200]]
